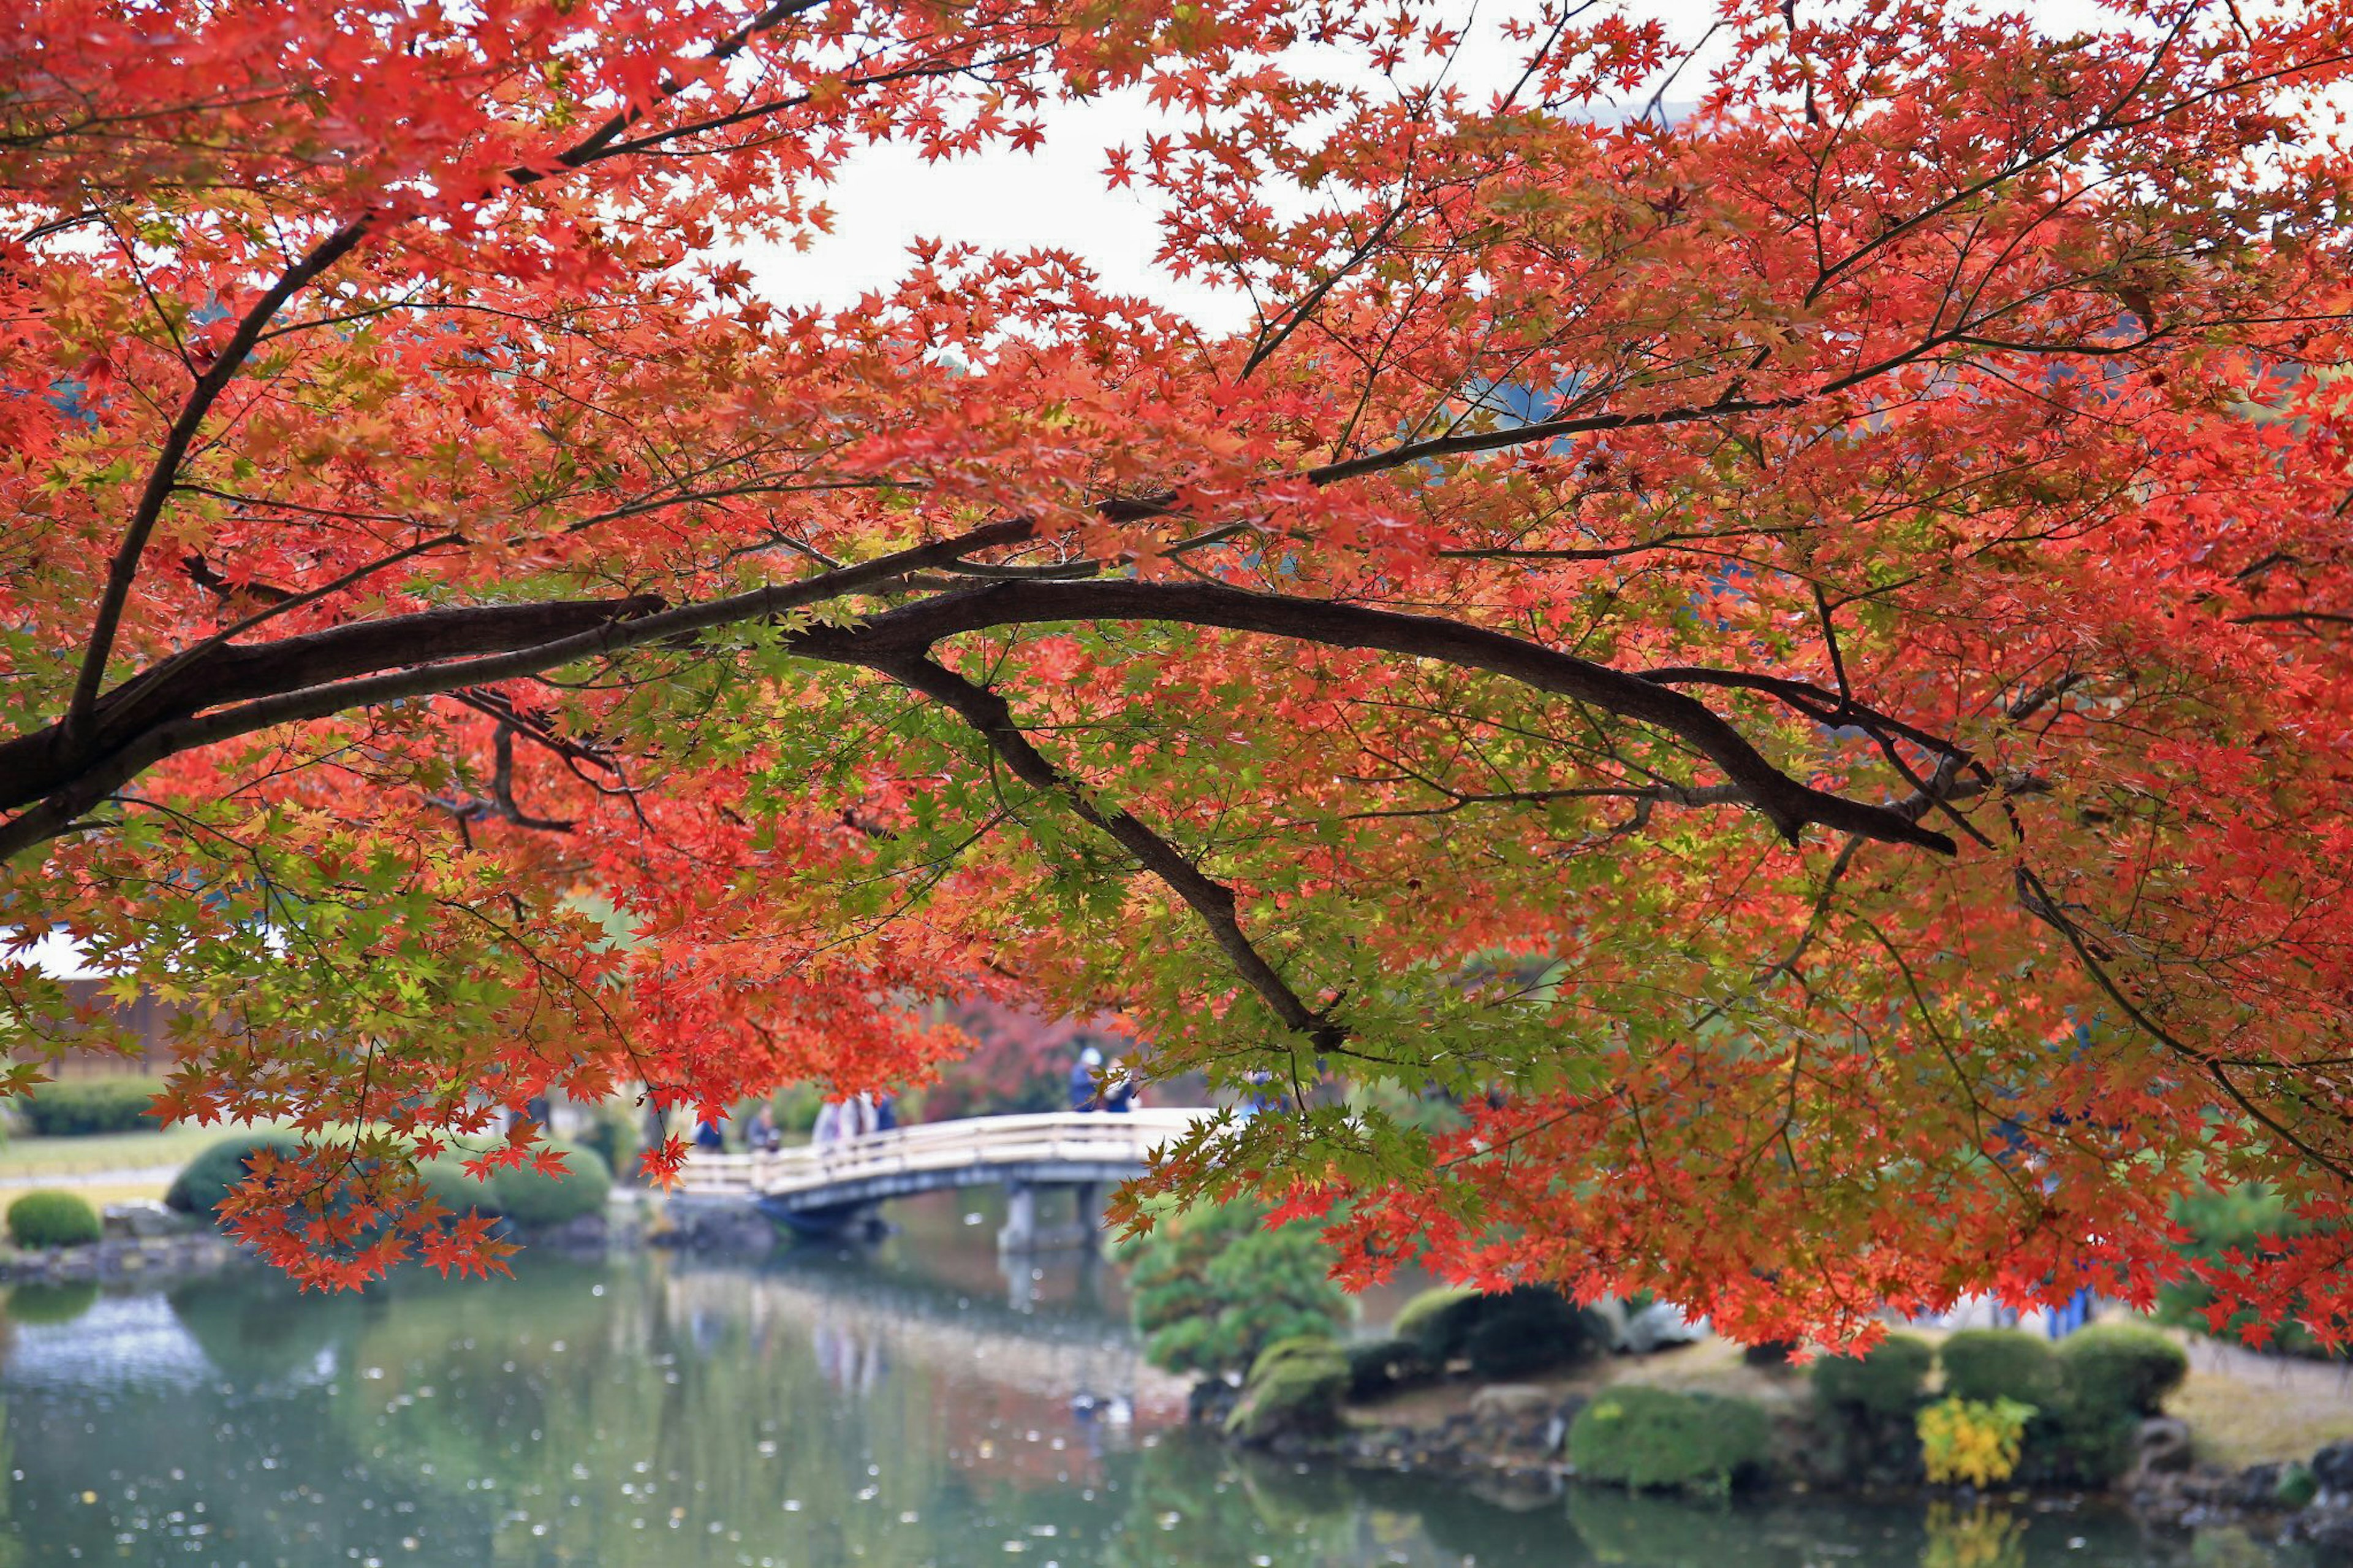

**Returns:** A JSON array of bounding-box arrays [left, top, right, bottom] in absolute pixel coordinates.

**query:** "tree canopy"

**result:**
[[2, 0, 2352, 1337]]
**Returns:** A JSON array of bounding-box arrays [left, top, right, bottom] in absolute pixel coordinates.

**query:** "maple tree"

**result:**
[[2, 0, 2352, 1341]]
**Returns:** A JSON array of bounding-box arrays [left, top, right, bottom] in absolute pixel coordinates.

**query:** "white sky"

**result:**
[[743, 1, 1730, 331], [741, 1, 2134, 331]]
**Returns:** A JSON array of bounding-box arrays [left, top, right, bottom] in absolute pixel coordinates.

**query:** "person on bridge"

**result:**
[[748, 1104, 782, 1153], [1102, 1058, 1135, 1113], [1067, 1045, 1104, 1112]]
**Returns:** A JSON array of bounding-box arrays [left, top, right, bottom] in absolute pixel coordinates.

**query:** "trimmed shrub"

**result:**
[[486, 1143, 611, 1229], [1813, 1333, 1936, 1417], [1392, 1286, 1480, 1354], [6, 1280, 100, 1325], [165, 1131, 306, 1217], [1939, 1328, 2059, 1405], [7, 1189, 102, 1248], [2058, 1322, 2187, 1419], [19, 1077, 165, 1137], [1462, 1286, 1601, 1379], [1346, 1336, 1435, 1399], [419, 1159, 503, 1219], [1226, 1335, 1348, 1444], [2033, 1322, 2192, 1485], [1568, 1385, 1770, 1494], [1395, 1283, 1599, 1376], [1123, 1199, 1352, 1379]]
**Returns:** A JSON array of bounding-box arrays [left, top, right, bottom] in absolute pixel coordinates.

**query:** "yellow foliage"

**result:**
[[1917, 1395, 2035, 1488]]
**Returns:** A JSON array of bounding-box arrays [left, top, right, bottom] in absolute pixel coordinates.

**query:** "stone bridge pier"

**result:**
[[996, 1180, 1106, 1254]]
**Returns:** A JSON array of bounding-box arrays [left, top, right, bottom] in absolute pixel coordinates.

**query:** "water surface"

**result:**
[[0, 1194, 2290, 1566]]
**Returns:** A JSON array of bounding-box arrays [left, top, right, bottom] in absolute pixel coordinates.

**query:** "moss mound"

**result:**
[[1226, 1335, 1349, 1445]]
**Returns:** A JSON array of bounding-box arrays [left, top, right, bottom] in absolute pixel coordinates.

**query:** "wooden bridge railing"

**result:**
[[675, 1108, 1208, 1200]]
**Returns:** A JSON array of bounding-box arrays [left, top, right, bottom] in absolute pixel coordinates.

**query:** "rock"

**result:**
[[1469, 1384, 1558, 1422], [2308, 1511, 2353, 1565], [2135, 1415, 2194, 1475], [653, 1205, 776, 1254], [1188, 1377, 1240, 1427], [2238, 1462, 2289, 1509], [1588, 1298, 1631, 1351], [102, 1200, 181, 1240], [1622, 1301, 1707, 1354], [528, 1212, 610, 1251], [2316, 1442, 2353, 1494]]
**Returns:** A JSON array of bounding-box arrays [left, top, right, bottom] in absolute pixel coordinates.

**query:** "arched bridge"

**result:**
[[675, 1108, 1207, 1250]]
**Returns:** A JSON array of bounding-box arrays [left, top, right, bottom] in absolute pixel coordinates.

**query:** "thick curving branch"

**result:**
[[2, 570, 1958, 863]]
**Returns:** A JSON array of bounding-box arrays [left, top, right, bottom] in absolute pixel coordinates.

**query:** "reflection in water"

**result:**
[[0, 1197, 2304, 1566]]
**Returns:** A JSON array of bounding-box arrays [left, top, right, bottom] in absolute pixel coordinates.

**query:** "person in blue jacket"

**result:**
[[1067, 1045, 1104, 1112]]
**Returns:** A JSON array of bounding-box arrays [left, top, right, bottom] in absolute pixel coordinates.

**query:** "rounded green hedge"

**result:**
[[1392, 1285, 1479, 1352], [1939, 1328, 2059, 1405], [1568, 1385, 1770, 1493], [7, 1188, 102, 1248], [487, 1143, 612, 1229], [18, 1077, 167, 1137], [165, 1132, 307, 1217], [418, 1158, 502, 1219], [2057, 1322, 2188, 1419], [1464, 1287, 1599, 1378], [1813, 1333, 1935, 1417], [1394, 1283, 1599, 1376]]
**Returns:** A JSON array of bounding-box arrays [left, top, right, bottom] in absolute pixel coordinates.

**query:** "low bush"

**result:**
[[1392, 1286, 1480, 1356], [1346, 1336, 1435, 1399], [1813, 1333, 1935, 1417], [2030, 1322, 2192, 1485], [1226, 1335, 1348, 1444], [1468, 1288, 1600, 1378], [418, 1159, 502, 1219], [7, 1188, 102, 1248], [1938, 1328, 2059, 1405], [487, 1143, 612, 1229], [1568, 1385, 1770, 1494], [1124, 1199, 1352, 1379], [2057, 1323, 2187, 1420], [18, 1076, 165, 1137], [164, 1132, 307, 1217], [1396, 1283, 1601, 1376], [1919, 1395, 2034, 1487]]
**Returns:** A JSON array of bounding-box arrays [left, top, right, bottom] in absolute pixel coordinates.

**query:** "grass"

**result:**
[[0, 1120, 295, 1183], [3, 1178, 178, 1209]]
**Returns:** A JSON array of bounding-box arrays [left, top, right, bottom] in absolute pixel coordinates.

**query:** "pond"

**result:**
[[0, 1193, 2295, 1566]]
